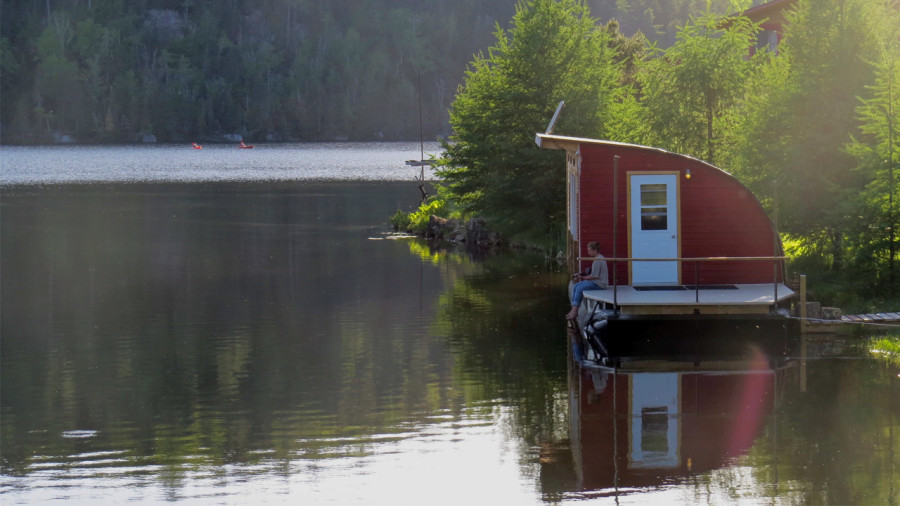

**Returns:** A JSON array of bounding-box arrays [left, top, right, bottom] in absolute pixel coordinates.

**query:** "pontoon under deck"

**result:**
[[575, 283, 799, 360], [581, 283, 795, 316]]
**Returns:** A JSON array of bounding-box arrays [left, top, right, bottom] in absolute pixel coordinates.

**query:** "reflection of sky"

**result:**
[[6, 408, 541, 506]]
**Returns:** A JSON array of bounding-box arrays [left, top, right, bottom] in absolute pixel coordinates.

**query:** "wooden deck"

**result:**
[[582, 283, 794, 316]]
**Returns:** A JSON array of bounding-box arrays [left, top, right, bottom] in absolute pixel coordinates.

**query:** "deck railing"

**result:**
[[576, 255, 790, 306]]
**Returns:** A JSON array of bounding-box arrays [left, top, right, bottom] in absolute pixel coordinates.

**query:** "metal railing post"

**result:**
[[694, 261, 699, 303], [613, 156, 619, 308]]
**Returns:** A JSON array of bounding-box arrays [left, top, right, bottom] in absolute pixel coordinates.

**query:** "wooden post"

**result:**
[[800, 274, 807, 333]]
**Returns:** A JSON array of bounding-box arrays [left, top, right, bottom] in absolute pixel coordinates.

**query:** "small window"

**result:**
[[640, 184, 667, 206], [641, 208, 667, 230], [640, 184, 668, 230]]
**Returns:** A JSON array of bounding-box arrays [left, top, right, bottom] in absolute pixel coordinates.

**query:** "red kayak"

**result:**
[[192, 142, 203, 149], [239, 141, 254, 149]]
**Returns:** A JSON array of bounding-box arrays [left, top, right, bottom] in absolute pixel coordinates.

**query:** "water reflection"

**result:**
[[0, 181, 571, 504], [565, 352, 785, 493], [2, 179, 899, 504], [543, 333, 900, 504]]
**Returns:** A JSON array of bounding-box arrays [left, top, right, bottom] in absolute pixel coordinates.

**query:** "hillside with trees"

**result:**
[[2, 0, 747, 144]]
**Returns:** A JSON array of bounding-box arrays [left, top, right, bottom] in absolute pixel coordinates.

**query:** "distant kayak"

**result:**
[[192, 142, 203, 149], [239, 141, 254, 149]]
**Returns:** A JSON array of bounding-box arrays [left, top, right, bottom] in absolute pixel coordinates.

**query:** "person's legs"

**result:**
[[566, 281, 592, 319]]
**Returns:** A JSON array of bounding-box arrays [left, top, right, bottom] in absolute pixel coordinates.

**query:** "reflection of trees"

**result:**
[[424, 245, 572, 445], [751, 359, 900, 504], [1, 182, 451, 477], [1, 182, 573, 492]]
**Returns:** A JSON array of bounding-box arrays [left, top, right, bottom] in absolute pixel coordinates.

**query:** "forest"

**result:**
[[1, 0, 749, 144]]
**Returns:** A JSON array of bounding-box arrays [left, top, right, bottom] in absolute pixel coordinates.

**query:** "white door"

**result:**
[[630, 174, 679, 284]]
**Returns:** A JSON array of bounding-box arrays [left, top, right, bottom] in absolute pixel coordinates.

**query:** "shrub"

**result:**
[[390, 209, 411, 231]]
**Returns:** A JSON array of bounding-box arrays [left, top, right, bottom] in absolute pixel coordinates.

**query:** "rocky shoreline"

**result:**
[[424, 216, 503, 247]]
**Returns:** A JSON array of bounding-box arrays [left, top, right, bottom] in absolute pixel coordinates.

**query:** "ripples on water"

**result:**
[[0, 142, 441, 184], [2, 145, 899, 505]]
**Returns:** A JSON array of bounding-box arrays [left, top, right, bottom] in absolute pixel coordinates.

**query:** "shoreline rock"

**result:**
[[424, 215, 503, 247]]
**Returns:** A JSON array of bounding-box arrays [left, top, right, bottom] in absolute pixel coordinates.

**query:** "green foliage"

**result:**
[[407, 198, 447, 233], [438, 0, 633, 241], [389, 209, 411, 232], [845, 11, 900, 297], [728, 0, 900, 299], [639, 12, 764, 164], [589, 0, 754, 45], [869, 335, 900, 361]]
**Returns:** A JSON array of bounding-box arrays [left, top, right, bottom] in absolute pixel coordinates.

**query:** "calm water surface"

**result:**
[[1, 145, 898, 505], [0, 142, 441, 184]]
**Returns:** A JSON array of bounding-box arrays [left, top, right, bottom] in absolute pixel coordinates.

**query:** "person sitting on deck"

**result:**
[[566, 241, 609, 320]]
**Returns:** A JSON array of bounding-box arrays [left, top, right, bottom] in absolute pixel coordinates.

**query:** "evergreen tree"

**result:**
[[729, 0, 888, 274], [436, 0, 630, 243], [846, 3, 900, 293], [638, 11, 763, 165]]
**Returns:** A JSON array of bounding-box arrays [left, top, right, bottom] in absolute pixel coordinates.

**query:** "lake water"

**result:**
[[1, 144, 898, 505]]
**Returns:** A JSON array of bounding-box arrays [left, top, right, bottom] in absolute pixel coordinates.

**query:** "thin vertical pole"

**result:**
[[613, 156, 620, 308], [612, 367, 619, 498], [694, 261, 699, 303], [773, 180, 779, 304]]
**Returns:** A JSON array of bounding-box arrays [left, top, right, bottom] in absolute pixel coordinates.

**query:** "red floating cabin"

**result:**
[[536, 133, 798, 360]]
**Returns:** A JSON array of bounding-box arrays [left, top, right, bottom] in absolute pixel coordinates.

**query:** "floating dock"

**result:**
[[806, 312, 900, 331]]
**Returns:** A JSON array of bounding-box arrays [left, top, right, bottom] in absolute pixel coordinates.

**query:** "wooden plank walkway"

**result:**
[[805, 311, 900, 333], [840, 312, 900, 323]]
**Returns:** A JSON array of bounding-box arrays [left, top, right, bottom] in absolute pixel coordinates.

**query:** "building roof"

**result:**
[[741, 0, 796, 25], [534, 133, 729, 174]]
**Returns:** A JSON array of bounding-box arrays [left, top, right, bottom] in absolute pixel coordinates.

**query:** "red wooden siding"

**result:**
[[576, 143, 782, 285]]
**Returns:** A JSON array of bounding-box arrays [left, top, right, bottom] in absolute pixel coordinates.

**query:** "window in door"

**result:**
[[640, 184, 668, 230]]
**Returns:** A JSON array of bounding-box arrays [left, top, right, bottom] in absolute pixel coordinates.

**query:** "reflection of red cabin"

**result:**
[[569, 360, 785, 491]]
